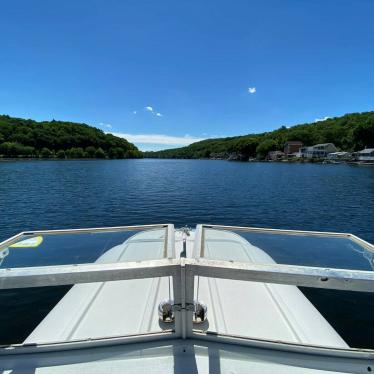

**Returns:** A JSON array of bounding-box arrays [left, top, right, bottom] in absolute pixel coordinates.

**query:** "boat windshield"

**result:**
[[201, 225, 374, 271], [0, 225, 170, 268], [196, 225, 374, 349], [0, 224, 373, 352]]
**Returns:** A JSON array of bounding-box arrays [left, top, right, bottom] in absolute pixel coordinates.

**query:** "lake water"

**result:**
[[0, 159, 373, 347], [1, 159, 373, 242]]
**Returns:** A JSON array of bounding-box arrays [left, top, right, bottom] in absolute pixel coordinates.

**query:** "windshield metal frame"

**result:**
[[0, 223, 373, 362]]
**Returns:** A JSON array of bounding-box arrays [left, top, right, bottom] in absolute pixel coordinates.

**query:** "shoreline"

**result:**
[[0, 157, 139, 162], [1, 157, 373, 166]]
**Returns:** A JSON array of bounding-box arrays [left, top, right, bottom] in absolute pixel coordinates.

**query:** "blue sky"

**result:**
[[1, 0, 374, 150]]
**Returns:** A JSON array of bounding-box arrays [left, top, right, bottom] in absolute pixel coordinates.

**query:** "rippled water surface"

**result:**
[[0, 159, 373, 347], [0, 159, 373, 242]]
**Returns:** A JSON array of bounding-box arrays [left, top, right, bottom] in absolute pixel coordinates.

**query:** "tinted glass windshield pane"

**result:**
[[202, 227, 374, 271], [198, 226, 374, 349], [0, 226, 167, 268]]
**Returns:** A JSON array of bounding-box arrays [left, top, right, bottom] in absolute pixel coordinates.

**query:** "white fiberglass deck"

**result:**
[[0, 340, 363, 374], [195, 229, 347, 347], [25, 228, 347, 348], [25, 228, 169, 343]]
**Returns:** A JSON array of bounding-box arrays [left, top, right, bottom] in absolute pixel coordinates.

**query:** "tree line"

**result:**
[[144, 111, 374, 160], [0, 115, 142, 159]]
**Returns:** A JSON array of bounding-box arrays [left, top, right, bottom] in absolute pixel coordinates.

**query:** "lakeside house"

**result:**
[[284, 141, 303, 155], [354, 148, 374, 162], [300, 143, 337, 158]]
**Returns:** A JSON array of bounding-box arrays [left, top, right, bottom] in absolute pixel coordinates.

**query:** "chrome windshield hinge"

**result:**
[[172, 302, 194, 312]]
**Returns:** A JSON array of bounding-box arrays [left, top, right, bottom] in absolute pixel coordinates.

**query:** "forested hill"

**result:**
[[0, 115, 142, 159], [144, 111, 374, 160]]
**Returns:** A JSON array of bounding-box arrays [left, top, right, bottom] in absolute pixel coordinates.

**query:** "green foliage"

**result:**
[[85, 146, 96, 158], [22, 146, 36, 156], [0, 142, 17, 156], [0, 142, 36, 157], [56, 150, 66, 159], [95, 147, 106, 159], [145, 111, 374, 160], [256, 139, 277, 158], [351, 122, 374, 151], [108, 147, 125, 159], [40, 147, 53, 158], [67, 147, 84, 158], [115, 147, 125, 159], [0, 115, 141, 159]]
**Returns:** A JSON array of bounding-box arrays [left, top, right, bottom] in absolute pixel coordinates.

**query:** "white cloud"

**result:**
[[98, 122, 112, 129], [143, 106, 163, 117], [314, 116, 330, 122], [133, 111, 137, 114], [111, 132, 205, 150], [248, 87, 256, 94]]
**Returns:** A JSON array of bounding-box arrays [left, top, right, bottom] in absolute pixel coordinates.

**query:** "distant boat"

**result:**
[[323, 160, 344, 164], [348, 161, 374, 166]]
